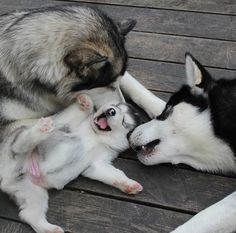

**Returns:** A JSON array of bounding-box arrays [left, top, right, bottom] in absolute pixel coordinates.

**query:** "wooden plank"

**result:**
[[1, 0, 236, 41], [128, 59, 236, 93], [152, 91, 170, 102], [127, 32, 236, 70], [61, 2, 236, 41], [0, 0, 58, 14], [67, 0, 236, 15], [0, 190, 191, 233], [67, 158, 236, 214], [0, 218, 33, 233]]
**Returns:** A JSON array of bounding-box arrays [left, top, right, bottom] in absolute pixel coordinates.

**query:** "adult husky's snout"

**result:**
[[129, 119, 158, 150]]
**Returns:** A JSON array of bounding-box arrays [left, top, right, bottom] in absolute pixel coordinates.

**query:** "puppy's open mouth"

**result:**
[[133, 139, 160, 155], [94, 113, 111, 131]]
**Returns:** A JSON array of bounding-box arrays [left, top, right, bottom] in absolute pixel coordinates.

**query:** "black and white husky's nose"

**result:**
[[105, 108, 116, 116]]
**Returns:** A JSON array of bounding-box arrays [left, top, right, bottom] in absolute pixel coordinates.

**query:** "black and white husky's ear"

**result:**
[[118, 19, 136, 36], [185, 53, 213, 90]]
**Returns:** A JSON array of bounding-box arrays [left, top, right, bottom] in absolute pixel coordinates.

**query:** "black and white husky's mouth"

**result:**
[[133, 139, 160, 155], [94, 112, 111, 131]]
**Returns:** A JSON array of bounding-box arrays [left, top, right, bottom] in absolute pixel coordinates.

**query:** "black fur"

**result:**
[[71, 61, 119, 92], [209, 79, 236, 154], [156, 85, 208, 121], [158, 53, 236, 156]]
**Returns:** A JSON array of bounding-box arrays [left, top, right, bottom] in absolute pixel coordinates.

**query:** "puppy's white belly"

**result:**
[[38, 135, 92, 189]]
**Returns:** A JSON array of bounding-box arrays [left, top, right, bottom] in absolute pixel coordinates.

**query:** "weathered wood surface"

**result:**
[[68, 158, 236, 213], [57, 2, 236, 41], [127, 32, 236, 70], [0, 0, 236, 232], [64, 0, 236, 15], [4, 0, 236, 42], [128, 59, 236, 92], [0, 190, 191, 233], [0, 219, 33, 233]]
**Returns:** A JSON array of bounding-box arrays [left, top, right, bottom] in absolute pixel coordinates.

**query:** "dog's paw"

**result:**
[[77, 94, 93, 112], [45, 225, 64, 233], [37, 117, 54, 133], [124, 181, 143, 194], [115, 179, 143, 195]]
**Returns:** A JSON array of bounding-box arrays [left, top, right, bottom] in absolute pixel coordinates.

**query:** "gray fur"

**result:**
[[0, 5, 136, 136], [0, 95, 142, 233]]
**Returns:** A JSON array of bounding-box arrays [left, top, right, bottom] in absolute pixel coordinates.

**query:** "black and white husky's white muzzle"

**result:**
[[129, 119, 162, 165]]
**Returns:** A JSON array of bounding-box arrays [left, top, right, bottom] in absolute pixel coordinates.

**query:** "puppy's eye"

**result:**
[[106, 108, 116, 116]]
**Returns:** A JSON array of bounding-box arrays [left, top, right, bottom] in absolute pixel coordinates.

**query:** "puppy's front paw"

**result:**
[[77, 94, 93, 112], [115, 179, 143, 195], [37, 117, 54, 133], [45, 225, 64, 233], [124, 181, 143, 194]]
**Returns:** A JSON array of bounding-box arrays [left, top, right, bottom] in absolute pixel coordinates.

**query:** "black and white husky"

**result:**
[[130, 53, 236, 233], [0, 94, 142, 233]]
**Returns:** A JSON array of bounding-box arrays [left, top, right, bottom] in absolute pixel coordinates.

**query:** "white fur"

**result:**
[[130, 102, 236, 233], [130, 102, 235, 172], [130, 54, 236, 233], [120, 72, 166, 118], [186, 55, 202, 86], [0, 96, 142, 233]]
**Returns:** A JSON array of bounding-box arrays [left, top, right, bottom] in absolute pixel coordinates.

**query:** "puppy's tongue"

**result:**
[[97, 117, 108, 129]]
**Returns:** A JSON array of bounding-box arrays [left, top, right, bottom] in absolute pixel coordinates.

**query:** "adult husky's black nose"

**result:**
[[105, 108, 116, 116]]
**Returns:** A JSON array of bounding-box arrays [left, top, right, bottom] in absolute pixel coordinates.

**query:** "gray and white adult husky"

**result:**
[[130, 53, 236, 233], [0, 5, 164, 136], [1, 94, 143, 233]]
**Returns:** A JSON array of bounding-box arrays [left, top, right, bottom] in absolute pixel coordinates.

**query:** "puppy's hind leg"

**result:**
[[82, 162, 143, 194], [11, 117, 54, 154], [9, 179, 64, 233]]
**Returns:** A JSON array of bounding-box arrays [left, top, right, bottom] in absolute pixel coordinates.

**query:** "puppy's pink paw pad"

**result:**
[[77, 94, 92, 110], [125, 182, 143, 194], [38, 117, 54, 133]]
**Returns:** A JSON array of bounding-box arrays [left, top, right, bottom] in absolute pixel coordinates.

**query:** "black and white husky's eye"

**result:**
[[106, 108, 116, 116]]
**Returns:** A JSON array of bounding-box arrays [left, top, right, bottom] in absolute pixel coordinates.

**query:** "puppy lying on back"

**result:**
[[0, 94, 142, 233]]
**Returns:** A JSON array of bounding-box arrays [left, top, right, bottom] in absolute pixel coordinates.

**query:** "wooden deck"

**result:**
[[1, 0, 236, 232]]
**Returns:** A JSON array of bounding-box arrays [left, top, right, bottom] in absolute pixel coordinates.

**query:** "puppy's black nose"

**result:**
[[106, 108, 116, 116]]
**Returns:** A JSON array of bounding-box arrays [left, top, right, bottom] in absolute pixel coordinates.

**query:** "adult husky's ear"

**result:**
[[118, 19, 136, 36], [185, 52, 213, 90]]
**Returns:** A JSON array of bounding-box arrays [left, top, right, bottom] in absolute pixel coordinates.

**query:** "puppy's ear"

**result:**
[[185, 53, 213, 91], [64, 49, 107, 71], [118, 19, 136, 36]]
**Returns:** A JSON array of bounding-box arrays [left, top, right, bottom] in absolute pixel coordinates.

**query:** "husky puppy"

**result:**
[[129, 53, 236, 233], [0, 94, 142, 233], [0, 5, 165, 136]]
